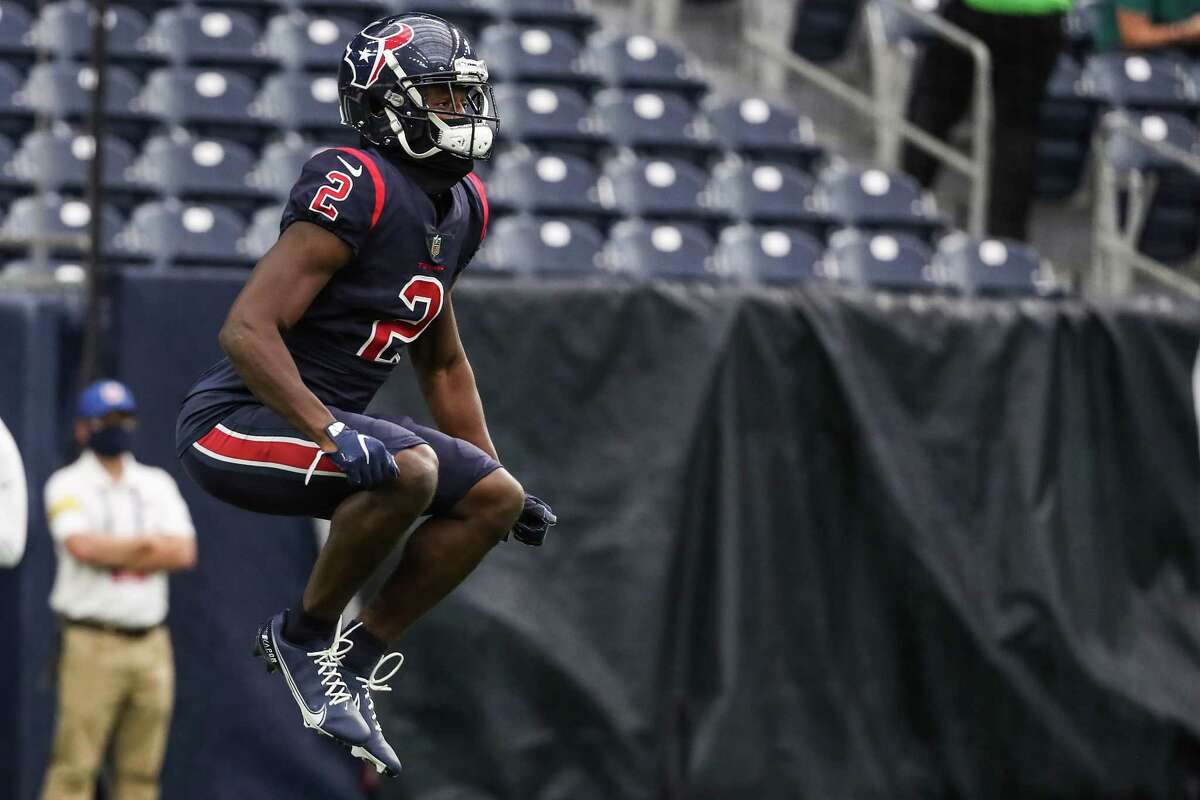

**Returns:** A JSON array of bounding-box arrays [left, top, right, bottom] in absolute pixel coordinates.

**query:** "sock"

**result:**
[[343, 622, 388, 675], [283, 605, 337, 646]]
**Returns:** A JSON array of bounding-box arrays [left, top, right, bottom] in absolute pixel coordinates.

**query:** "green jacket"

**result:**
[[1094, 0, 1200, 51], [964, 0, 1072, 13]]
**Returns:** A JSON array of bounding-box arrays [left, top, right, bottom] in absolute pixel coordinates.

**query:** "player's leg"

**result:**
[[336, 419, 522, 774], [41, 627, 128, 800], [109, 628, 173, 800]]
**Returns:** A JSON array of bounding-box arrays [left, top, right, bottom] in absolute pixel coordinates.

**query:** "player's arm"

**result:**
[[63, 533, 193, 572], [408, 294, 499, 459], [1117, 8, 1200, 49], [218, 221, 350, 451]]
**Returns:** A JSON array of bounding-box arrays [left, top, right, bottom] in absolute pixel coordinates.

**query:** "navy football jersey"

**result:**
[[176, 146, 489, 451]]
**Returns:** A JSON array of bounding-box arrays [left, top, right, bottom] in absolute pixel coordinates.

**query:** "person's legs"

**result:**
[[41, 627, 129, 800], [110, 629, 174, 800]]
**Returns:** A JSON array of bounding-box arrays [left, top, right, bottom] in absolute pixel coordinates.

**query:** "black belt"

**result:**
[[61, 617, 162, 638]]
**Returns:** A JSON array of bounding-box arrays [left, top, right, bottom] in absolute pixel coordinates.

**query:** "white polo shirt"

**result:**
[[45, 450, 195, 628], [0, 417, 27, 567]]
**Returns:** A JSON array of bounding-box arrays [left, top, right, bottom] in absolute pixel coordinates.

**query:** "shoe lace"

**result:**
[[305, 617, 354, 707], [342, 622, 404, 731]]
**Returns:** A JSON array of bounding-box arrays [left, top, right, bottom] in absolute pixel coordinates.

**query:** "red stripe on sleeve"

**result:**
[[196, 427, 341, 474], [464, 172, 489, 241], [334, 147, 386, 229]]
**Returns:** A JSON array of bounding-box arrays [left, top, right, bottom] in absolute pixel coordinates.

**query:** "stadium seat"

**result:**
[[598, 154, 724, 225], [603, 218, 715, 280], [815, 164, 941, 235], [824, 228, 939, 291], [934, 232, 1059, 296], [591, 88, 717, 162], [1104, 111, 1198, 172], [480, 0, 595, 36], [583, 32, 707, 99], [790, 0, 862, 63], [1083, 53, 1197, 111], [117, 199, 250, 266], [702, 94, 823, 171], [143, 7, 270, 74], [384, 0, 496, 35], [709, 159, 824, 230], [0, 61, 29, 136], [486, 149, 612, 221], [238, 202, 284, 261], [126, 132, 271, 210], [1035, 54, 1095, 199], [711, 223, 823, 284], [871, 0, 946, 44], [470, 214, 605, 276], [135, 67, 266, 143], [0, 193, 123, 257], [1063, 0, 1104, 59], [0, 1, 34, 59], [28, 2, 155, 63], [248, 136, 324, 199], [258, 13, 363, 72], [251, 71, 354, 141], [0, 257, 88, 285], [3, 126, 141, 198], [479, 24, 597, 88], [17, 62, 147, 128], [491, 84, 605, 159]]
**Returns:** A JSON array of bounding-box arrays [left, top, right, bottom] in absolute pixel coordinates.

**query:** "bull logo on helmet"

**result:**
[[345, 20, 415, 89]]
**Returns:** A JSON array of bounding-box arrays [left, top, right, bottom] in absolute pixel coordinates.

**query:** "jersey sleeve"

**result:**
[[44, 471, 91, 542], [454, 172, 491, 282], [280, 148, 385, 256]]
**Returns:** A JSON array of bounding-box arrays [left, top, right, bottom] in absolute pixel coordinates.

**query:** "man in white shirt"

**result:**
[[0, 414, 26, 567], [41, 380, 197, 800]]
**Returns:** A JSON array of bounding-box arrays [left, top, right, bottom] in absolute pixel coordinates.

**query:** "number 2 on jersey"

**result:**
[[309, 170, 353, 221], [357, 276, 445, 364]]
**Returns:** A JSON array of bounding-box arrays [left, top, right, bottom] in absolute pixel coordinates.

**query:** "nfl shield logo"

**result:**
[[430, 234, 442, 260]]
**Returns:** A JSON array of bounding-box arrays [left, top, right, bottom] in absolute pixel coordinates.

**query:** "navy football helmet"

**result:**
[[338, 14, 499, 164]]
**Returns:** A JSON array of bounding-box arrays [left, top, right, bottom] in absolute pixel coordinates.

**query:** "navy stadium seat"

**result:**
[[143, 7, 269, 73], [1063, 0, 1104, 59], [934, 233, 1058, 296], [238, 202, 284, 261], [711, 224, 823, 284], [486, 149, 611, 221], [1, 258, 88, 285], [18, 62, 146, 126], [491, 84, 604, 159], [480, 23, 597, 88], [0, 1, 34, 59], [592, 88, 717, 162], [29, 2, 154, 63], [471, 214, 604, 276], [583, 32, 707, 98], [872, 0, 946, 44], [117, 199, 249, 266], [710, 159, 823, 230], [1104, 111, 1198, 172], [3, 126, 140, 197], [135, 67, 265, 142], [1083, 53, 1197, 111], [258, 13, 362, 71], [248, 136, 323, 199], [1035, 54, 1095, 199], [824, 229, 938, 291], [790, 0, 862, 63], [0, 193, 124, 257], [0, 61, 29, 136], [480, 0, 594, 36], [251, 71, 353, 141], [702, 94, 822, 171], [127, 133, 270, 210], [598, 154, 723, 225], [603, 219, 715, 280], [384, 1, 495, 35], [815, 164, 941, 235]]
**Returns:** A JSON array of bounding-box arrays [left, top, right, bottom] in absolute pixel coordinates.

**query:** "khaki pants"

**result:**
[[41, 624, 174, 800]]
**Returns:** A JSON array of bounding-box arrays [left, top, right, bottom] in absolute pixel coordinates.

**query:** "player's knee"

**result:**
[[392, 445, 438, 506], [473, 469, 525, 540]]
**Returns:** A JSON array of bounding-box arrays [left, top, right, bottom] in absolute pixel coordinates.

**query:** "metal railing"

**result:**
[[744, 0, 993, 237], [1091, 111, 1200, 300]]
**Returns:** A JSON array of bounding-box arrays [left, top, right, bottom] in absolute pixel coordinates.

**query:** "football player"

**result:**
[[174, 14, 555, 776]]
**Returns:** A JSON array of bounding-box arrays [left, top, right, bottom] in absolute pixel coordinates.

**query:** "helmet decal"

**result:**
[[345, 20, 415, 89]]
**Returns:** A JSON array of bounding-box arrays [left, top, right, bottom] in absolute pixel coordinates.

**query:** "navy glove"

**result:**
[[510, 493, 556, 546], [306, 421, 399, 490]]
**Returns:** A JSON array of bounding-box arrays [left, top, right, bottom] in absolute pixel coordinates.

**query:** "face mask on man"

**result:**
[[88, 425, 134, 457]]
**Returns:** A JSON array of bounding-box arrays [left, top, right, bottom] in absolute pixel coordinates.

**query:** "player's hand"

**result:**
[[322, 421, 399, 490], [510, 493, 556, 546]]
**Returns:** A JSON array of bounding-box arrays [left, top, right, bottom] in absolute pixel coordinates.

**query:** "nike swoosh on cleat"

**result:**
[[272, 628, 329, 729], [336, 155, 364, 177]]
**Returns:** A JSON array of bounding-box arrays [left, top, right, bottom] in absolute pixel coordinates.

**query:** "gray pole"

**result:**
[[79, 0, 110, 387]]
